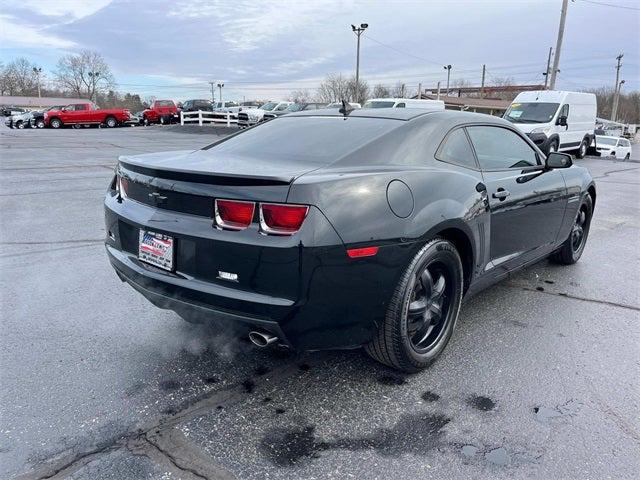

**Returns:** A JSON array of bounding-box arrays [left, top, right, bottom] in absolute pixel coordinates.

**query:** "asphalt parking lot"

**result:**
[[1, 124, 639, 480]]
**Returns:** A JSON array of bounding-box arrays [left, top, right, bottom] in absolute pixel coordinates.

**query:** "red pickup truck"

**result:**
[[44, 102, 131, 128], [142, 100, 179, 125]]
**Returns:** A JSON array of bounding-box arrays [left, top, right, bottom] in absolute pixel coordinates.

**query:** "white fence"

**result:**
[[180, 110, 238, 127]]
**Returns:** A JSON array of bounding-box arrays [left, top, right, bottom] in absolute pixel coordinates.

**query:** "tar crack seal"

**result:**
[[260, 412, 450, 467]]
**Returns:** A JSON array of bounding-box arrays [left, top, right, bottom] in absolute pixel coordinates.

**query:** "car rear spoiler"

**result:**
[[118, 160, 294, 186]]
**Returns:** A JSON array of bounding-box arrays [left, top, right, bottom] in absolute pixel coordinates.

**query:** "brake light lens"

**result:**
[[117, 175, 129, 198], [260, 203, 309, 235], [215, 199, 255, 230]]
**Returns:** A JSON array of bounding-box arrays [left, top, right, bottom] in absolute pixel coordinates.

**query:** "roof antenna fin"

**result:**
[[338, 99, 354, 116]]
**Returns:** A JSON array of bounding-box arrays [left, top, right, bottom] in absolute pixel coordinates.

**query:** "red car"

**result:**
[[142, 100, 179, 125], [45, 103, 131, 128]]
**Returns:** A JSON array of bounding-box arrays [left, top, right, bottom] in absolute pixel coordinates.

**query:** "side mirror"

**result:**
[[546, 152, 572, 169], [557, 115, 567, 126]]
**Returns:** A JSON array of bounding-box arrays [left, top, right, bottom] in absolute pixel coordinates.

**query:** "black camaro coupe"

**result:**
[[105, 108, 595, 372]]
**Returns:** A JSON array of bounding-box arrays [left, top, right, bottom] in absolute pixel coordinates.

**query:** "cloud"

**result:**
[[0, 14, 76, 49], [17, 0, 112, 20], [169, 0, 342, 52]]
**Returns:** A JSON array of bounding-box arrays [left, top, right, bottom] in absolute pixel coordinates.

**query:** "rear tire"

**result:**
[[35, 119, 45, 129], [16, 121, 24, 129], [105, 116, 117, 128], [365, 238, 464, 372], [551, 194, 593, 265], [625, 153, 630, 160]]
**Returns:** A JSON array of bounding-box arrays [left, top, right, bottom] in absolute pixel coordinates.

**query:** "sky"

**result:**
[[1, 0, 638, 102]]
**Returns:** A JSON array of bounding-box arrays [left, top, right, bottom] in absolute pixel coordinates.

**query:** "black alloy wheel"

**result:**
[[407, 263, 452, 353], [366, 238, 463, 372], [552, 194, 593, 265], [571, 207, 587, 253]]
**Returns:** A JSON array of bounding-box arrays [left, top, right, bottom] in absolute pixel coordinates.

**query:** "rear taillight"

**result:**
[[259, 203, 309, 235], [215, 199, 255, 230], [117, 176, 129, 198]]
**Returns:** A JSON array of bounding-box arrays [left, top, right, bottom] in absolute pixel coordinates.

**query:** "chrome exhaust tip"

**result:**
[[249, 331, 279, 348]]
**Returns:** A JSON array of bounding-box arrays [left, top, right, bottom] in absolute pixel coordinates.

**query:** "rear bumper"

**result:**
[[104, 191, 411, 350], [107, 245, 290, 343]]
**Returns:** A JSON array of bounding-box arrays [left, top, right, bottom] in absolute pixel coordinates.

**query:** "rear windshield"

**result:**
[[364, 101, 396, 108], [156, 100, 174, 107], [206, 116, 401, 163], [596, 137, 617, 146]]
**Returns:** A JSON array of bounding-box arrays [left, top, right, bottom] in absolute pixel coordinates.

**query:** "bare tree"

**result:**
[[488, 76, 518, 100], [391, 81, 407, 98], [316, 73, 351, 103], [372, 84, 391, 98], [346, 76, 369, 105], [288, 88, 312, 103], [0, 58, 40, 95], [583, 86, 640, 124], [55, 50, 115, 100]]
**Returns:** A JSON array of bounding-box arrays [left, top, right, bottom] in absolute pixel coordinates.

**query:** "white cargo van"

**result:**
[[504, 90, 597, 158], [363, 98, 445, 110]]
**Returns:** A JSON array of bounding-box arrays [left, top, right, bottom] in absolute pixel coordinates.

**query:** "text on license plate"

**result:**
[[138, 230, 174, 271]]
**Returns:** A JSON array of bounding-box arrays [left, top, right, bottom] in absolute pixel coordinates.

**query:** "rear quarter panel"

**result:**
[[557, 165, 595, 243]]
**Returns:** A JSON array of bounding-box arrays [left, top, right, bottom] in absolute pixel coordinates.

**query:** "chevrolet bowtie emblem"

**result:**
[[148, 191, 168, 205]]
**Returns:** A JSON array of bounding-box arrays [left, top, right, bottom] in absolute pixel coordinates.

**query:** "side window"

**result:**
[[396, 103, 406, 108], [559, 104, 569, 118], [436, 128, 477, 169], [467, 126, 540, 170], [276, 104, 288, 111]]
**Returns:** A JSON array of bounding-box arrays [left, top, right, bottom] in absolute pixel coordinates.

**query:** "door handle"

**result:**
[[492, 188, 510, 200]]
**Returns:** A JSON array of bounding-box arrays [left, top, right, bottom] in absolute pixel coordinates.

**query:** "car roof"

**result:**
[[287, 108, 440, 121], [287, 108, 508, 124]]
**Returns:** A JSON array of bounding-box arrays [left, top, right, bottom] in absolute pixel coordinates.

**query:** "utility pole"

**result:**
[[436, 81, 441, 100], [209, 81, 216, 104], [443, 65, 452, 96], [611, 54, 623, 121], [480, 64, 486, 98], [543, 47, 553, 89], [549, 0, 568, 90], [417, 82, 422, 99], [351, 23, 368, 102]]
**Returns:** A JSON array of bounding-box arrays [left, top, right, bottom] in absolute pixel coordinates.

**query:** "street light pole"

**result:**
[[351, 23, 368, 103], [32, 67, 42, 102], [217, 82, 224, 108], [88, 71, 100, 103], [443, 65, 452, 96], [209, 81, 216, 105], [612, 79, 625, 122]]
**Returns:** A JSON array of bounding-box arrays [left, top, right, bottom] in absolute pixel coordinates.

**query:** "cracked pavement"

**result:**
[[1, 124, 638, 479]]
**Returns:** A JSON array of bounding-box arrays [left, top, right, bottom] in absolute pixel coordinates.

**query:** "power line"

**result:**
[[575, 0, 640, 11], [363, 34, 443, 67]]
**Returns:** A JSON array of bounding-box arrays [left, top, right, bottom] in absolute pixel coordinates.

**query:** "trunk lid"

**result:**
[[119, 148, 322, 183], [117, 149, 305, 214]]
